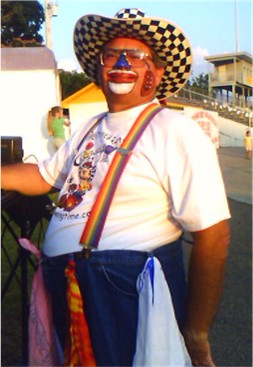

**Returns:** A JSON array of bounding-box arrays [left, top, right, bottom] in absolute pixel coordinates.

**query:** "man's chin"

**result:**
[[109, 82, 135, 95]]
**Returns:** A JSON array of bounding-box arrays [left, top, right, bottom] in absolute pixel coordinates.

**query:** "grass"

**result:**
[[1, 193, 57, 366]]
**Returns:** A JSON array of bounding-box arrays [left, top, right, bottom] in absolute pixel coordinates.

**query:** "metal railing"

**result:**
[[168, 88, 253, 127]]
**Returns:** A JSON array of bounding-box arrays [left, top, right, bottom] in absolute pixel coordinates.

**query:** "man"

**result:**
[[1, 8, 230, 367]]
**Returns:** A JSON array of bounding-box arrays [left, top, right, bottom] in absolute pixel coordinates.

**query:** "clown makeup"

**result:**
[[141, 70, 156, 97], [105, 52, 138, 95], [108, 68, 137, 94], [97, 37, 165, 111], [108, 81, 135, 94]]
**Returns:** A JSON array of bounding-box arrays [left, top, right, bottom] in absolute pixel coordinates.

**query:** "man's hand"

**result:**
[[183, 329, 216, 366]]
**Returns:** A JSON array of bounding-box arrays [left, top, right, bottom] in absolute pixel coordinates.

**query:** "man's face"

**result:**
[[98, 37, 164, 112]]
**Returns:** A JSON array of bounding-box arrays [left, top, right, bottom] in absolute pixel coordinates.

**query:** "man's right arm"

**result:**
[[1, 163, 53, 196]]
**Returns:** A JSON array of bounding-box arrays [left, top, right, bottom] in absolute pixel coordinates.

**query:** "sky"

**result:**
[[38, 0, 252, 77]]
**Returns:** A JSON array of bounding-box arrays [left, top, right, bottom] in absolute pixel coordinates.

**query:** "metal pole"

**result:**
[[45, 0, 52, 49], [234, 0, 239, 52]]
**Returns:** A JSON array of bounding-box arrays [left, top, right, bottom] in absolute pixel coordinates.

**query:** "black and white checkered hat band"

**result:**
[[115, 8, 145, 19], [74, 9, 192, 100]]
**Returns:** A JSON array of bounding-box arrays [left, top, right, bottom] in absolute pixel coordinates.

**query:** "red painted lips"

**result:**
[[108, 70, 137, 83]]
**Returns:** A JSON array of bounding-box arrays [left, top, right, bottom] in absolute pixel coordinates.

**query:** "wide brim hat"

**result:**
[[74, 8, 192, 100]]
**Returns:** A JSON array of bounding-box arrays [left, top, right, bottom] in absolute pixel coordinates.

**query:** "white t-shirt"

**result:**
[[39, 100, 230, 256]]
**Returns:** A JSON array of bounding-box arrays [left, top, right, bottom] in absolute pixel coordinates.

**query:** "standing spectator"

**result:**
[[47, 106, 71, 150], [244, 130, 252, 159]]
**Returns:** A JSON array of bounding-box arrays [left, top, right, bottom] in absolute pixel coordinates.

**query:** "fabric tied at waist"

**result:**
[[133, 256, 192, 367], [64, 258, 96, 366], [19, 238, 63, 367]]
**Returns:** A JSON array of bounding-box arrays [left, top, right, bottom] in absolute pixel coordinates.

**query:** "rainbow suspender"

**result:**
[[79, 103, 163, 257]]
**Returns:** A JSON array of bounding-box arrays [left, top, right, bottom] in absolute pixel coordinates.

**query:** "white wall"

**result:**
[[182, 106, 251, 147], [1, 69, 61, 162], [218, 116, 252, 147]]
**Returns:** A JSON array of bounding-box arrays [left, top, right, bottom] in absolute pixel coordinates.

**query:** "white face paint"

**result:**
[[108, 82, 135, 94]]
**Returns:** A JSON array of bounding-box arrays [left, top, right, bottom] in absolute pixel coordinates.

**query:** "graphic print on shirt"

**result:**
[[57, 128, 121, 212]]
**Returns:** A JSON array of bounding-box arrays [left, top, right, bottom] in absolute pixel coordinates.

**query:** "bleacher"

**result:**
[[166, 88, 253, 127]]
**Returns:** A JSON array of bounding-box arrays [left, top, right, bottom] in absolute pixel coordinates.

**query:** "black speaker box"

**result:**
[[3, 194, 54, 229], [1, 136, 23, 164]]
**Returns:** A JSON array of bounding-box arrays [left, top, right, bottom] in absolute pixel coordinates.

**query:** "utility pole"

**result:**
[[234, 0, 239, 52], [45, 0, 58, 49]]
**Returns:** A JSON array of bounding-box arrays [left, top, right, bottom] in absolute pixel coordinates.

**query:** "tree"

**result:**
[[1, 1, 45, 47], [59, 70, 91, 100], [190, 73, 209, 95]]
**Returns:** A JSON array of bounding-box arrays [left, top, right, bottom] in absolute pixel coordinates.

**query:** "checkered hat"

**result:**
[[74, 8, 192, 100]]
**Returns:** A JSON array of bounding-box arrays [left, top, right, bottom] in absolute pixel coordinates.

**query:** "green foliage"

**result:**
[[1, 0, 45, 47], [59, 69, 91, 100], [189, 73, 209, 95], [191, 72, 209, 88]]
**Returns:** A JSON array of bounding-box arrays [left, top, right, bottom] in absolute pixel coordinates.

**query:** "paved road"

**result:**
[[184, 147, 252, 366], [210, 198, 252, 367], [218, 147, 252, 205], [212, 147, 252, 367]]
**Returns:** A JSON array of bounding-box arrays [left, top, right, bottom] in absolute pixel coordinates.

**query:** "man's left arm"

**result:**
[[183, 219, 230, 367]]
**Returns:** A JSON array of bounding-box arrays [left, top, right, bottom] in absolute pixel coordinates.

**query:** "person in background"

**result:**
[[47, 105, 71, 150], [244, 129, 252, 159], [1, 8, 230, 367]]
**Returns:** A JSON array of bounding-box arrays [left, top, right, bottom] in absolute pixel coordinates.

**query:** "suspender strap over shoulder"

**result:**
[[79, 103, 164, 257]]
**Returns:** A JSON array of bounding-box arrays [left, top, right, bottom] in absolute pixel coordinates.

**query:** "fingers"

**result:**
[[183, 330, 216, 367]]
